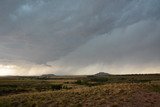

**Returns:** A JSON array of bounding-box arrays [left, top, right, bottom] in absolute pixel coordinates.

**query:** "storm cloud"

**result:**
[[0, 0, 160, 75]]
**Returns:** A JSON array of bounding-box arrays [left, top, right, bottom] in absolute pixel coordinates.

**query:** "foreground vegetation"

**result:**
[[0, 74, 160, 107]]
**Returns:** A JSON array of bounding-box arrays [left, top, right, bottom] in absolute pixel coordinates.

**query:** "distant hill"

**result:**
[[41, 74, 55, 78], [94, 72, 110, 77]]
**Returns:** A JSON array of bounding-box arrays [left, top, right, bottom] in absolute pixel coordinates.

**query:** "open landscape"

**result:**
[[0, 73, 160, 107], [0, 0, 160, 107]]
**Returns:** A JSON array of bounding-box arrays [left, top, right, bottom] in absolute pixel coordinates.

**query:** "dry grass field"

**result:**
[[0, 74, 160, 107]]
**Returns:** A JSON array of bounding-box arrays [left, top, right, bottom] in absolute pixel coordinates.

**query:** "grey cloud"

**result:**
[[56, 19, 160, 65], [50, 19, 160, 74], [0, 0, 160, 75]]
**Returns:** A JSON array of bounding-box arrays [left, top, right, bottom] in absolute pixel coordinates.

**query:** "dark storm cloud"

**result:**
[[0, 0, 160, 75], [56, 20, 160, 65]]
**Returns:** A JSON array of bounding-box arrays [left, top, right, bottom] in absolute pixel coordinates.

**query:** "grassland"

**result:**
[[0, 74, 160, 107]]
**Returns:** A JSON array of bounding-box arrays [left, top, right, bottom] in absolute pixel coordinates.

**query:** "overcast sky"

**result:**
[[0, 0, 160, 75]]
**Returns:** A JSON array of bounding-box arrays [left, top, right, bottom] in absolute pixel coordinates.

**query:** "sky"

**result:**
[[0, 0, 160, 76]]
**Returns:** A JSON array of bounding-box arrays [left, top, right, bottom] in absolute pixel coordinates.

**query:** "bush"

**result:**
[[62, 85, 72, 89], [75, 80, 83, 85], [149, 84, 160, 93], [51, 84, 63, 90], [74, 80, 89, 85], [88, 77, 108, 83]]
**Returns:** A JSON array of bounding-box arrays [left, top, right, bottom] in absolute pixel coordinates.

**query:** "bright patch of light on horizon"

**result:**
[[0, 65, 16, 76]]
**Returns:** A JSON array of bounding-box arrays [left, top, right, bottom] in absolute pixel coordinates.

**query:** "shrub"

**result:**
[[51, 84, 63, 90], [88, 77, 108, 83], [62, 85, 72, 90], [149, 84, 160, 93], [75, 80, 83, 85]]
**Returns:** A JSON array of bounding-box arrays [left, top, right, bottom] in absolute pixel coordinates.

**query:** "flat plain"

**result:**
[[0, 74, 160, 107]]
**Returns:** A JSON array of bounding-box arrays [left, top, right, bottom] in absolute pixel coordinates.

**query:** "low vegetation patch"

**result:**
[[0, 74, 160, 106]]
